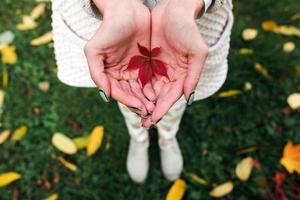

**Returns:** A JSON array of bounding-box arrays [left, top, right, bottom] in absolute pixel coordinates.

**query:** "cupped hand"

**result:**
[[142, 0, 209, 127], [84, 0, 156, 117]]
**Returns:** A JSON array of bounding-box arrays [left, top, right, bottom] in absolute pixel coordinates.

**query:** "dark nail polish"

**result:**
[[129, 106, 142, 113], [156, 118, 162, 123], [187, 91, 195, 106], [98, 89, 110, 103]]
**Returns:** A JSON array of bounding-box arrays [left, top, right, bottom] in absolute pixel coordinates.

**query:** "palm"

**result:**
[[141, 5, 208, 126], [85, 7, 156, 116]]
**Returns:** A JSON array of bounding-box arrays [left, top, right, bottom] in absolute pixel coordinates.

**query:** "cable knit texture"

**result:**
[[52, 0, 233, 101]]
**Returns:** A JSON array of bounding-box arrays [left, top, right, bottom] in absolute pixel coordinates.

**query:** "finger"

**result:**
[[152, 76, 169, 97], [142, 81, 157, 103], [151, 79, 184, 123], [84, 45, 111, 100], [110, 79, 148, 116], [141, 117, 152, 129], [183, 44, 208, 104], [129, 80, 155, 114]]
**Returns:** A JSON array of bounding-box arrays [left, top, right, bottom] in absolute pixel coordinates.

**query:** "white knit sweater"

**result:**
[[51, 0, 234, 101]]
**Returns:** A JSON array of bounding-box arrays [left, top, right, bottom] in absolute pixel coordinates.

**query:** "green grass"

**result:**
[[0, 0, 300, 199]]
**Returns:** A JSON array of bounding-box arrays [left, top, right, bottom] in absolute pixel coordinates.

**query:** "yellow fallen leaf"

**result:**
[[283, 42, 296, 53], [57, 156, 77, 172], [30, 3, 46, 20], [295, 66, 300, 73], [165, 179, 186, 200], [280, 140, 300, 174], [239, 48, 254, 55], [185, 172, 207, 185], [0, 172, 21, 187], [262, 20, 300, 37], [235, 157, 254, 181], [2, 68, 8, 88], [274, 25, 300, 37], [1, 45, 17, 64], [0, 129, 10, 144], [244, 81, 253, 91], [254, 63, 272, 79], [31, 32, 53, 46], [262, 20, 278, 31], [209, 181, 234, 198], [242, 28, 258, 41], [52, 132, 77, 155], [287, 93, 300, 110], [73, 135, 90, 150], [291, 13, 300, 21], [11, 125, 28, 141], [87, 126, 104, 156], [217, 90, 242, 98], [0, 90, 4, 110], [45, 193, 58, 200], [16, 15, 37, 31], [38, 81, 50, 92]]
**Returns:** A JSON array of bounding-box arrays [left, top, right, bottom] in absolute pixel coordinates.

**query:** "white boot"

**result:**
[[159, 137, 183, 181], [126, 136, 149, 183]]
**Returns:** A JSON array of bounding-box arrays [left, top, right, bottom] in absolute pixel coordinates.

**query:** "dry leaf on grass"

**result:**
[[209, 181, 234, 198], [254, 63, 272, 79], [87, 126, 104, 156], [11, 125, 28, 141], [0, 90, 4, 110], [0, 45, 17, 64], [16, 15, 37, 30], [73, 135, 90, 150], [242, 28, 258, 41], [52, 132, 77, 155], [38, 81, 50, 92], [0, 30, 15, 45], [262, 20, 300, 37], [57, 156, 77, 172], [287, 93, 300, 110], [165, 179, 186, 200], [45, 193, 58, 200], [239, 48, 254, 55], [0, 129, 10, 144], [283, 42, 296, 53], [217, 90, 242, 98], [185, 172, 208, 185], [280, 141, 300, 174], [235, 157, 254, 181], [2, 68, 8, 88], [30, 3, 46, 20], [31, 32, 53, 46], [0, 172, 21, 187]]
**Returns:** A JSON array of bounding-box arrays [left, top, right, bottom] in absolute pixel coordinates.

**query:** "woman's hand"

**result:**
[[84, 0, 156, 117], [142, 0, 209, 127]]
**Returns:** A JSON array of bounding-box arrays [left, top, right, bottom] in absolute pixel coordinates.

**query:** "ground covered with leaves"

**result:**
[[0, 0, 300, 199]]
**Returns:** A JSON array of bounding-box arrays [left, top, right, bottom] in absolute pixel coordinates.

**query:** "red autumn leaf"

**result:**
[[273, 172, 286, 190], [127, 43, 169, 87], [137, 43, 150, 57], [151, 59, 168, 77], [151, 47, 161, 57], [127, 56, 146, 70]]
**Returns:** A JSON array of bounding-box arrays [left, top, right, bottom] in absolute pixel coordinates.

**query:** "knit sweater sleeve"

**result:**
[[79, 0, 226, 18]]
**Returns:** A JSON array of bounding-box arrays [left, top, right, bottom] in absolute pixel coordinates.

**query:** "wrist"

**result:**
[[92, 0, 142, 14], [164, 0, 204, 19]]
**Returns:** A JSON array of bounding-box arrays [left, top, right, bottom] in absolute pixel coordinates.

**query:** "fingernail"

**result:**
[[187, 91, 195, 106], [98, 89, 110, 103], [156, 118, 162, 123], [129, 106, 142, 113]]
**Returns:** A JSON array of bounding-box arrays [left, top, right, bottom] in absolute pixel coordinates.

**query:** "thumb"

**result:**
[[84, 44, 111, 102], [183, 46, 208, 105]]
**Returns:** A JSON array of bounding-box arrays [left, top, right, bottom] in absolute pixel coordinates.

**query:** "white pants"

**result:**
[[118, 97, 187, 142]]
